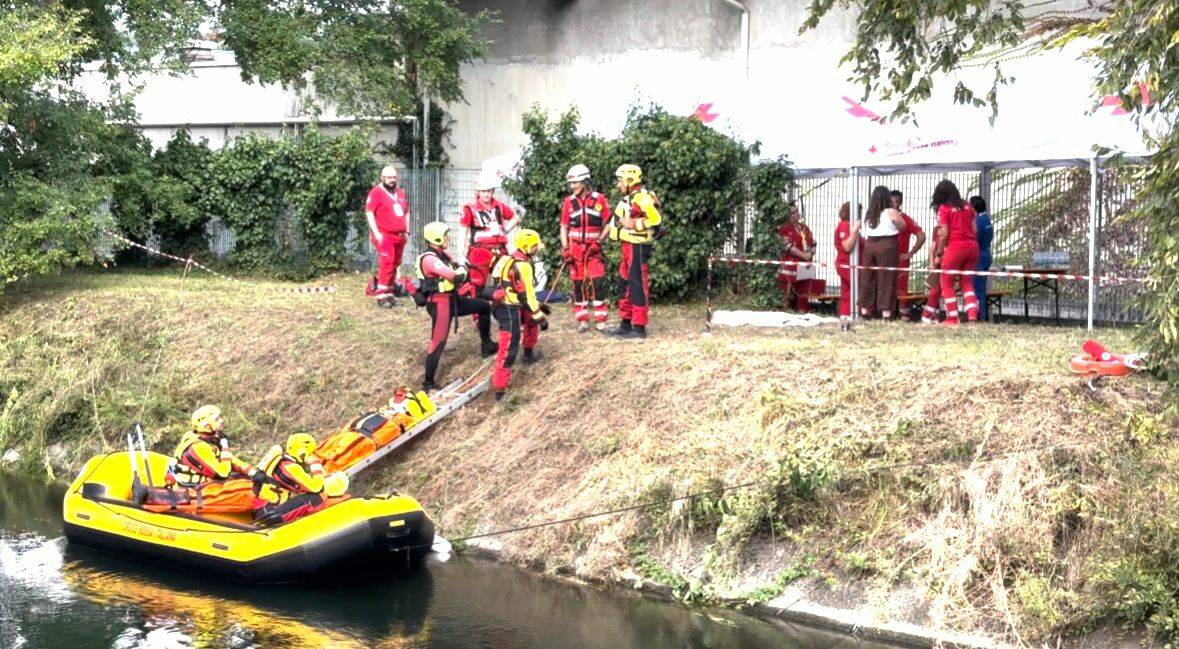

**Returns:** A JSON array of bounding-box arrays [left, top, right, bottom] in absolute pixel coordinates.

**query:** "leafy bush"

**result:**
[[503, 105, 755, 302], [747, 158, 794, 308]]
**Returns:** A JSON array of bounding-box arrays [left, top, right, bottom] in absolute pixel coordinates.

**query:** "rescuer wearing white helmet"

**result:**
[[560, 164, 612, 332], [460, 170, 519, 299]]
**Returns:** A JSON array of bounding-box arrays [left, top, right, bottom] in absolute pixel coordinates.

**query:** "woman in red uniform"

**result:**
[[931, 180, 980, 324], [834, 201, 862, 331], [777, 201, 817, 312]]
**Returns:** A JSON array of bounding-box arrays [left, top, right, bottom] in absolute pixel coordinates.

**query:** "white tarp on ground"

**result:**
[[710, 310, 838, 328], [485, 40, 1153, 177]]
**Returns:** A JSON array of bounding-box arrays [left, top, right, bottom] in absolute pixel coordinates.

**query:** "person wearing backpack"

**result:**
[[489, 229, 548, 402], [415, 222, 496, 392], [607, 163, 662, 340]]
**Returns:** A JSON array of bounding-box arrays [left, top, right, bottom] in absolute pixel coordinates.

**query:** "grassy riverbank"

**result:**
[[1, 269, 1174, 646]]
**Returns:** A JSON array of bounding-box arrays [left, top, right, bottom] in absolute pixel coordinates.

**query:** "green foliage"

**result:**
[[391, 100, 453, 167], [504, 105, 755, 302], [746, 158, 794, 308], [0, 6, 91, 122], [217, 0, 491, 116]]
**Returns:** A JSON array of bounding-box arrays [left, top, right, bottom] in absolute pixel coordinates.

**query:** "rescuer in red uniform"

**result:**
[[365, 165, 411, 308], [932, 180, 980, 324], [607, 164, 662, 340], [560, 164, 611, 332]]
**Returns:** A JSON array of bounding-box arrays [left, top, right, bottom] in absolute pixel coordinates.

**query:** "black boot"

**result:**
[[422, 379, 439, 393], [607, 319, 632, 336], [377, 296, 396, 308], [494, 390, 506, 402], [615, 324, 647, 340], [481, 340, 498, 358], [522, 349, 542, 365]]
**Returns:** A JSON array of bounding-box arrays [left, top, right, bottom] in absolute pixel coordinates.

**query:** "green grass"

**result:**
[[1, 268, 1175, 645]]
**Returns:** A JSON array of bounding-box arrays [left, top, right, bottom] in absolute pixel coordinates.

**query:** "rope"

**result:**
[[106, 231, 337, 295]]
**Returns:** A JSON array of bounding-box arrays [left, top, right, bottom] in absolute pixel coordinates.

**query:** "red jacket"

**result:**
[[561, 190, 610, 241], [461, 198, 517, 248]]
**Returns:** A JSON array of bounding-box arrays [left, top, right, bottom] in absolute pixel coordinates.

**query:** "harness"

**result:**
[[414, 248, 459, 296], [491, 254, 531, 306], [167, 432, 219, 488], [468, 202, 508, 246], [254, 446, 317, 505], [567, 191, 606, 241]]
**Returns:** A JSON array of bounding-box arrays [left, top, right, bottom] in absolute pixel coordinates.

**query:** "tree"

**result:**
[[803, 0, 1179, 395], [0, 0, 489, 290]]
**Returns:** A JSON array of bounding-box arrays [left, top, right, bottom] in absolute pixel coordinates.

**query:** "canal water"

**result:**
[[1, 473, 873, 648]]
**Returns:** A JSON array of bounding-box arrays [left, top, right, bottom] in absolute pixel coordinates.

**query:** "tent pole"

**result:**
[[1087, 157, 1099, 332], [849, 167, 859, 322]]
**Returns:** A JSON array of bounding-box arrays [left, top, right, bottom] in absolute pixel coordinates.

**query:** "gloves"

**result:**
[[539, 303, 552, 316], [457, 282, 476, 298], [492, 287, 506, 303], [219, 437, 229, 450], [562, 247, 575, 262], [588, 241, 602, 255], [454, 267, 469, 285], [538, 317, 549, 332]]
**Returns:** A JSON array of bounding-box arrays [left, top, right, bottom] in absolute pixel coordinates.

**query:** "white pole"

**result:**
[[1087, 157, 1099, 331], [849, 167, 860, 321]]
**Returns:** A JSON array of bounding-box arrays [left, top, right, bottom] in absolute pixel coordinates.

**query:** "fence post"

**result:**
[[1087, 156, 1099, 331], [979, 165, 992, 205], [849, 167, 859, 321]]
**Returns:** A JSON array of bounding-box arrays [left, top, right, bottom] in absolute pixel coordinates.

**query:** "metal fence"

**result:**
[[206, 167, 500, 274], [748, 163, 1151, 325]]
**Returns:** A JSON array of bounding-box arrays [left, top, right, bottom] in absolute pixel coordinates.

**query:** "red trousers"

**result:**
[[836, 267, 852, 317], [618, 242, 651, 327], [491, 304, 538, 392], [372, 232, 406, 293], [940, 245, 981, 322], [777, 274, 814, 312], [896, 259, 911, 296], [570, 240, 608, 323]]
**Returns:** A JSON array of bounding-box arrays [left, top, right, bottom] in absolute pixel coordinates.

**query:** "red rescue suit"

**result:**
[[610, 187, 662, 329], [460, 198, 518, 289], [561, 189, 610, 324], [937, 204, 980, 323], [778, 222, 817, 312], [417, 247, 492, 387], [489, 251, 542, 393], [365, 184, 410, 295]]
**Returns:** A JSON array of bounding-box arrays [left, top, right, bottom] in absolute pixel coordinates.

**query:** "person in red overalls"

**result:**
[[931, 180, 980, 324], [778, 201, 817, 312], [489, 229, 547, 401], [921, 224, 947, 324], [461, 171, 519, 295], [560, 164, 611, 332], [890, 190, 925, 318], [365, 165, 411, 308], [834, 201, 862, 331]]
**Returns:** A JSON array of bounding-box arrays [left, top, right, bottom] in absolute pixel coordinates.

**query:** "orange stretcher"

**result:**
[[1068, 339, 1147, 378], [316, 389, 436, 474]]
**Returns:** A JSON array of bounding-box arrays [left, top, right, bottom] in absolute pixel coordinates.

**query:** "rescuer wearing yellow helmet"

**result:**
[[608, 163, 662, 339], [488, 228, 549, 401], [413, 221, 496, 392], [252, 432, 349, 525], [168, 405, 255, 489]]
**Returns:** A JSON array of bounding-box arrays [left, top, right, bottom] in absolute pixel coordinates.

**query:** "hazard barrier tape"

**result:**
[[707, 255, 1155, 286], [105, 231, 337, 295]]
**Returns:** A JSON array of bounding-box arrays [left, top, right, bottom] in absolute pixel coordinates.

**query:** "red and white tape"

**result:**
[[708, 256, 1154, 286], [105, 231, 337, 295]]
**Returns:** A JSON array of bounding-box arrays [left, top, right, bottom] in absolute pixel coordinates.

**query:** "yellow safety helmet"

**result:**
[[324, 472, 349, 498], [515, 228, 543, 255], [615, 163, 642, 187], [285, 432, 317, 462], [423, 221, 449, 247], [190, 405, 222, 434]]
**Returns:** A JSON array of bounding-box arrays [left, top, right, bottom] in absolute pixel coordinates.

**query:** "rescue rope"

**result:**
[[414, 438, 1098, 552], [104, 230, 337, 295], [709, 255, 1156, 286]]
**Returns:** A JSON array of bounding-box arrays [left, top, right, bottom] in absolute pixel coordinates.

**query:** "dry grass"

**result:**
[[1, 269, 1174, 645]]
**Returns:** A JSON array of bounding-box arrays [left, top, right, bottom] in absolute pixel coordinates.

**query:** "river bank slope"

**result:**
[[1, 270, 1174, 647]]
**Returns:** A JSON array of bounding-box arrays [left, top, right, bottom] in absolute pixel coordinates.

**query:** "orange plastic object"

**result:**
[[1069, 339, 1146, 378], [141, 477, 256, 513]]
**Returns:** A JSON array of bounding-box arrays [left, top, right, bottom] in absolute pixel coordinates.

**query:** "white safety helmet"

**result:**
[[565, 164, 590, 183], [475, 171, 500, 192]]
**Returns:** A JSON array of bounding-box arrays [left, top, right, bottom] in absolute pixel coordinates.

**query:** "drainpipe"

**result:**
[[718, 0, 749, 79]]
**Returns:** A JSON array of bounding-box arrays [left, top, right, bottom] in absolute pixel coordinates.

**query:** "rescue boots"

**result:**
[[595, 321, 606, 332], [607, 319, 632, 336], [422, 379, 439, 393], [522, 349, 542, 365], [480, 339, 499, 358], [613, 324, 646, 340], [494, 390, 506, 402], [377, 296, 396, 308], [577, 321, 590, 333]]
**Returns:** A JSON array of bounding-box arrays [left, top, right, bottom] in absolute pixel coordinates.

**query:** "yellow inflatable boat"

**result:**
[[62, 451, 436, 584]]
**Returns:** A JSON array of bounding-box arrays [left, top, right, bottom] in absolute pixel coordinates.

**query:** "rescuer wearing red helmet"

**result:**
[[560, 163, 611, 332]]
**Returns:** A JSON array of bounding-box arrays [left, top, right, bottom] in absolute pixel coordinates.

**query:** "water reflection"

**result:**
[[2, 472, 871, 649]]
